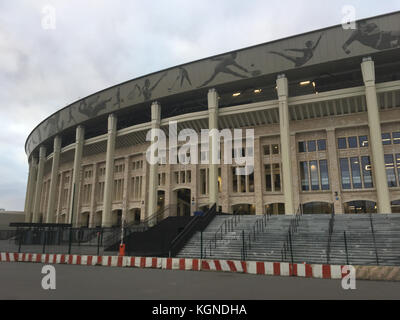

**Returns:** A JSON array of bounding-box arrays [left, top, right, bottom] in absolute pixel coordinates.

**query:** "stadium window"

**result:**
[[350, 157, 362, 189], [174, 172, 179, 184], [309, 160, 319, 190], [263, 145, 271, 155], [200, 169, 207, 194], [393, 132, 400, 144], [359, 136, 369, 147], [307, 141, 316, 153], [361, 156, 373, 188], [273, 164, 281, 192], [396, 154, 400, 184], [298, 141, 306, 153], [249, 172, 254, 193], [218, 168, 222, 193], [232, 168, 238, 193], [340, 158, 351, 189], [319, 160, 330, 190], [348, 136, 358, 148], [338, 138, 347, 149], [300, 161, 309, 191], [181, 171, 185, 184], [265, 164, 272, 192], [240, 174, 246, 193], [385, 154, 397, 187], [382, 133, 392, 145], [317, 139, 326, 151], [272, 144, 279, 155]]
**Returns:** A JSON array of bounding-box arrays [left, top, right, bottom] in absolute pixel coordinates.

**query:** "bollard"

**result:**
[[119, 243, 126, 257]]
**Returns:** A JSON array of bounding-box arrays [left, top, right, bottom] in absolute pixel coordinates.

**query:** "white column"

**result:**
[[361, 57, 391, 213], [276, 74, 295, 215], [69, 126, 85, 225], [55, 172, 64, 223], [89, 164, 98, 228], [147, 102, 161, 224], [208, 89, 219, 206], [32, 146, 46, 223], [253, 137, 263, 215], [326, 129, 344, 214], [46, 136, 61, 223], [24, 156, 38, 222], [102, 114, 117, 227], [122, 156, 130, 224]]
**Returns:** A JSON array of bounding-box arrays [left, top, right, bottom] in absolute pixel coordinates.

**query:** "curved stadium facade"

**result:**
[[24, 12, 400, 228]]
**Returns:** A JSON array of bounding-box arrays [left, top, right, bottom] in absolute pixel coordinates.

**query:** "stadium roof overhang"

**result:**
[[27, 11, 400, 159]]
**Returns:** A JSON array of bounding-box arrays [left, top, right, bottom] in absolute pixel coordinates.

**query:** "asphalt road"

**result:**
[[0, 262, 399, 300]]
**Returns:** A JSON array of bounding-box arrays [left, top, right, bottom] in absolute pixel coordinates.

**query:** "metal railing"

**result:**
[[241, 213, 271, 261], [369, 213, 380, 265], [169, 203, 217, 257], [281, 206, 302, 265], [202, 214, 241, 258], [326, 211, 335, 264]]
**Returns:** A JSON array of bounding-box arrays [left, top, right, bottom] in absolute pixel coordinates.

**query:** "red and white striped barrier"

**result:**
[[0, 252, 347, 280]]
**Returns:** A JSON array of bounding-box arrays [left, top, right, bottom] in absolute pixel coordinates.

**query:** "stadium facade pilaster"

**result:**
[[88, 164, 98, 228], [32, 146, 46, 223], [326, 128, 344, 214], [69, 126, 85, 225], [24, 156, 37, 222], [208, 88, 219, 207], [361, 57, 392, 214], [46, 135, 61, 223], [102, 114, 117, 227], [147, 102, 161, 225], [276, 74, 295, 215]]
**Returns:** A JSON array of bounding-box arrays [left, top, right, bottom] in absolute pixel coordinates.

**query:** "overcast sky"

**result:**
[[0, 0, 399, 211]]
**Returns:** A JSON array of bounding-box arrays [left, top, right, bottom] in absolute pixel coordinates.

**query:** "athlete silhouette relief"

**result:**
[[128, 72, 168, 101], [168, 67, 192, 92], [44, 112, 64, 136], [113, 86, 124, 108], [269, 33, 323, 68], [199, 52, 253, 88], [342, 21, 400, 54], [78, 95, 112, 118]]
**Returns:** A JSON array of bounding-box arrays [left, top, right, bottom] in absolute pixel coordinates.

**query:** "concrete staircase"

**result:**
[[176, 213, 400, 266]]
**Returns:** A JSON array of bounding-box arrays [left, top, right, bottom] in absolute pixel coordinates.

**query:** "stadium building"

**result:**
[[23, 12, 400, 228]]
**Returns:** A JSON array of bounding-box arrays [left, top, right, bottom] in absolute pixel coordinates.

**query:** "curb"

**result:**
[[0, 252, 349, 280]]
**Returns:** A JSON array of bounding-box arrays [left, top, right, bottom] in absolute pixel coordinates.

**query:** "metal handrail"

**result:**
[[369, 213, 380, 265], [281, 205, 302, 264], [204, 214, 241, 258], [326, 211, 335, 264]]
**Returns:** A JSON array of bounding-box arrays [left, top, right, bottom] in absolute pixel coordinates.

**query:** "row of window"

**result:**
[[338, 132, 400, 149], [385, 154, 400, 188], [174, 170, 192, 185], [298, 140, 326, 153], [300, 160, 330, 191], [263, 144, 280, 156], [340, 156, 373, 189], [265, 163, 281, 192], [233, 167, 255, 193]]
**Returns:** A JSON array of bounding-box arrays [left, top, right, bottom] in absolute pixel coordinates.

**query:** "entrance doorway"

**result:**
[[344, 201, 377, 214], [232, 204, 256, 215], [128, 208, 141, 225], [265, 203, 285, 215], [175, 188, 191, 217], [157, 190, 165, 212]]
